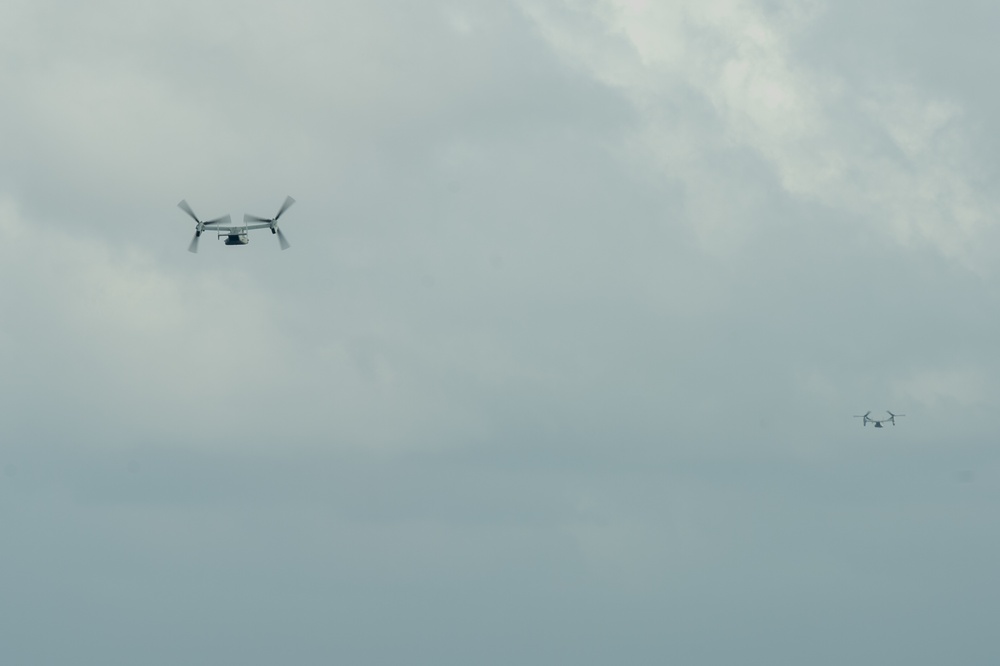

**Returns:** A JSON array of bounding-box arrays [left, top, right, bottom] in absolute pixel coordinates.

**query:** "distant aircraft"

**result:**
[[854, 411, 905, 428]]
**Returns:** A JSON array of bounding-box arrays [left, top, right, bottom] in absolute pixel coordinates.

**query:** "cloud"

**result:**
[[519, 0, 1000, 269], [0, 195, 292, 447], [892, 366, 991, 409], [3, 1, 1000, 663]]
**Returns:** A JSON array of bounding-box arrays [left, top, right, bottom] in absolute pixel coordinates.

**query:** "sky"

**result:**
[[2, 0, 999, 663]]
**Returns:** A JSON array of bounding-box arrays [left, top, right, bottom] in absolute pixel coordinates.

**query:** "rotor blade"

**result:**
[[277, 227, 290, 250], [188, 232, 200, 254], [178, 200, 200, 223], [205, 214, 231, 226], [274, 195, 295, 220], [244, 213, 270, 224]]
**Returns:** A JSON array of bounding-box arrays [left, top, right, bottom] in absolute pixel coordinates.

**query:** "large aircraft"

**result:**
[[853, 411, 905, 428], [178, 196, 295, 253]]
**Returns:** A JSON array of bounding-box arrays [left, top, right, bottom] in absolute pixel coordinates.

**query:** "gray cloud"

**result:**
[[2, 0, 999, 664]]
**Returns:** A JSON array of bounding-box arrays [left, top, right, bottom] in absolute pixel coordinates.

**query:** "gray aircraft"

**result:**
[[854, 411, 904, 428], [178, 196, 295, 253]]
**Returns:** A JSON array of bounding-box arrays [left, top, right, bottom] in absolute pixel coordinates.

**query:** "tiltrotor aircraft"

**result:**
[[178, 196, 295, 253], [854, 411, 905, 428]]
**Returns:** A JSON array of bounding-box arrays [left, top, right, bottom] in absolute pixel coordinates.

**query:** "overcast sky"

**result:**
[[2, 1, 999, 663]]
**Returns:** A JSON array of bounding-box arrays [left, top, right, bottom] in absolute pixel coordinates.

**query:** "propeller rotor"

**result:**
[[177, 199, 199, 224], [178, 200, 205, 253], [179, 200, 231, 253], [274, 195, 295, 221], [244, 196, 295, 250]]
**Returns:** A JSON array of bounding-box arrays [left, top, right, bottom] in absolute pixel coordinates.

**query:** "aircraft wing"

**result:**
[[203, 222, 272, 233]]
